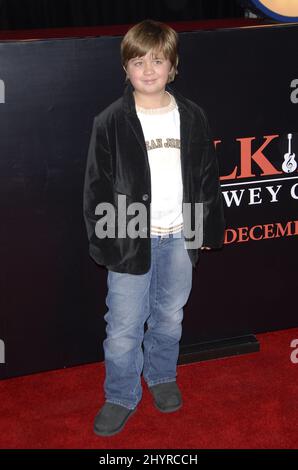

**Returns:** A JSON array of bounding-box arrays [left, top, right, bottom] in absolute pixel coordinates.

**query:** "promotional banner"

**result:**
[[0, 23, 297, 378], [242, 0, 298, 22]]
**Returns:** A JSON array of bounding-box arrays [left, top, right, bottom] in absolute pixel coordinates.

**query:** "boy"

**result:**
[[83, 19, 225, 437]]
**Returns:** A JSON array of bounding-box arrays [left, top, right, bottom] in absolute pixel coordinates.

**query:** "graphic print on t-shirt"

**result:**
[[145, 138, 180, 151], [136, 94, 184, 236]]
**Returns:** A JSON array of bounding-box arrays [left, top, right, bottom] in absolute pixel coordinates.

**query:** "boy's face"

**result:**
[[125, 49, 173, 97]]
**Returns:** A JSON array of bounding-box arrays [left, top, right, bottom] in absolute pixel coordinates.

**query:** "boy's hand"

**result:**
[[201, 246, 211, 250]]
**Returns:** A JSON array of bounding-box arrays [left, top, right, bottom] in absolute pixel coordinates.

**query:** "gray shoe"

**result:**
[[149, 381, 182, 413], [93, 402, 137, 437]]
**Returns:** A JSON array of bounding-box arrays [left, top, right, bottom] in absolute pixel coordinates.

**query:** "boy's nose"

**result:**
[[143, 62, 154, 74]]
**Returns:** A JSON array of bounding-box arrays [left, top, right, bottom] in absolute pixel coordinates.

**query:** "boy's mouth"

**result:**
[[143, 79, 157, 85]]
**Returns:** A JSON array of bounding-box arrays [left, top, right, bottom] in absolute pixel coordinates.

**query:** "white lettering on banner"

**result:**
[[222, 184, 283, 207], [248, 187, 262, 205], [0, 339, 5, 364], [0, 79, 5, 103], [266, 185, 282, 202], [290, 79, 298, 104], [290, 183, 298, 199], [222, 189, 245, 207]]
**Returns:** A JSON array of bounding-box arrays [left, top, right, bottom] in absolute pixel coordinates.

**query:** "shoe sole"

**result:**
[[93, 407, 137, 437], [154, 401, 182, 413]]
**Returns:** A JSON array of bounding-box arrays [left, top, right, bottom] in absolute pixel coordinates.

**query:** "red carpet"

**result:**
[[1, 328, 298, 449]]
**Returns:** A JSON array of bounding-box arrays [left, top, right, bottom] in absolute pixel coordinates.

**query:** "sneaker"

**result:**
[[149, 381, 182, 413], [93, 402, 137, 437]]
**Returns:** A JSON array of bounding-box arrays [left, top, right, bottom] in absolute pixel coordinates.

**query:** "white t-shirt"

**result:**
[[136, 92, 183, 236]]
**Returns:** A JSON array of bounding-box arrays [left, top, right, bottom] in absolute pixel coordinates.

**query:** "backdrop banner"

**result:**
[[0, 23, 297, 378]]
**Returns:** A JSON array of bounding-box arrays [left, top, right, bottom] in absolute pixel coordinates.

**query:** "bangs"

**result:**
[[124, 38, 168, 62]]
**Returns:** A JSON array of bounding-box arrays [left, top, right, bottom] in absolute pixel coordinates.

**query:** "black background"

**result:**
[[0, 0, 245, 30]]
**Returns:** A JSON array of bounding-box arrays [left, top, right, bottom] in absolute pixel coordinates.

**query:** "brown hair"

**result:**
[[121, 19, 179, 83]]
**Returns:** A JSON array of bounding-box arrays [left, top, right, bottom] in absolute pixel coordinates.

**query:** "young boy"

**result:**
[[83, 19, 225, 437]]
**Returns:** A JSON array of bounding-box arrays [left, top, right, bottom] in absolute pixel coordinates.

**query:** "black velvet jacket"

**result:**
[[83, 81, 225, 274]]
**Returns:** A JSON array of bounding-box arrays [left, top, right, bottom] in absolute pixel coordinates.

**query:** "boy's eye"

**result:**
[[153, 59, 163, 64], [134, 61, 143, 66]]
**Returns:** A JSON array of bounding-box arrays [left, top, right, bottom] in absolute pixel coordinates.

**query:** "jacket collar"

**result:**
[[122, 80, 192, 119]]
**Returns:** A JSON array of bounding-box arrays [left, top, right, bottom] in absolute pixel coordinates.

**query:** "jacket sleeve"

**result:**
[[83, 116, 115, 265], [199, 107, 225, 249]]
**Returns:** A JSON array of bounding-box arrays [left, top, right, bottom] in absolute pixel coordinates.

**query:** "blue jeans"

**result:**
[[103, 231, 193, 410]]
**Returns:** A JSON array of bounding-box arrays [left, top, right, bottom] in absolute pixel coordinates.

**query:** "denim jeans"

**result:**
[[103, 231, 193, 410]]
